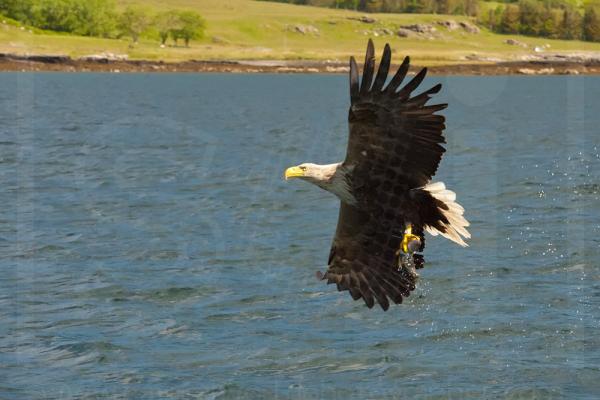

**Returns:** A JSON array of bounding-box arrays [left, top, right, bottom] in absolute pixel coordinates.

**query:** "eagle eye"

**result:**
[[299, 166, 307, 171]]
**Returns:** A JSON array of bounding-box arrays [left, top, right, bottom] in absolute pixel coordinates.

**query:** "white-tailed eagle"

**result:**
[[285, 40, 470, 311]]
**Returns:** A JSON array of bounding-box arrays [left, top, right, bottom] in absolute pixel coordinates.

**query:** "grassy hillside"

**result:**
[[0, 0, 598, 66]]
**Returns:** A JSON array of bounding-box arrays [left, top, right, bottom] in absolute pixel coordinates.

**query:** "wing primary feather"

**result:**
[[396, 67, 428, 99], [330, 273, 343, 285], [405, 84, 442, 106], [361, 270, 390, 311], [348, 286, 362, 300], [404, 103, 448, 115], [360, 39, 376, 95], [377, 275, 405, 304], [361, 288, 375, 308], [342, 274, 351, 288], [384, 56, 410, 94], [350, 56, 359, 102], [354, 270, 375, 308], [371, 43, 391, 92], [380, 270, 413, 295]]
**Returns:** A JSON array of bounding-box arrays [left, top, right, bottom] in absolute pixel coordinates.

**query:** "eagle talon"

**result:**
[[400, 223, 422, 254], [396, 223, 422, 280]]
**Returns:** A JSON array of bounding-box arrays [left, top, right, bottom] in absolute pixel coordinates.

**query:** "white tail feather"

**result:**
[[423, 182, 470, 247]]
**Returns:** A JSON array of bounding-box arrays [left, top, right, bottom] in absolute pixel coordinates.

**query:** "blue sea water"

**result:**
[[0, 73, 598, 399]]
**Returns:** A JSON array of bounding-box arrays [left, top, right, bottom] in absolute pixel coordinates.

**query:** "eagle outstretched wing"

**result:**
[[322, 40, 449, 310], [346, 39, 447, 189]]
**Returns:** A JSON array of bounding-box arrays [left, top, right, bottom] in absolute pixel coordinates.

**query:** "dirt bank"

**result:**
[[1, 53, 598, 75]]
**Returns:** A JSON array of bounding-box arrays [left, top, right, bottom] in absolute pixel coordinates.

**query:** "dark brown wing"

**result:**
[[323, 203, 418, 311], [347, 39, 447, 190], [322, 41, 446, 310]]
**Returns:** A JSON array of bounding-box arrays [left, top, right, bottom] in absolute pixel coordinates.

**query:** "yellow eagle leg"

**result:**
[[401, 223, 421, 254]]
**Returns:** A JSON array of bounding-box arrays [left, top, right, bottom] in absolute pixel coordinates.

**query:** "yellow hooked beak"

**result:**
[[284, 166, 305, 180]]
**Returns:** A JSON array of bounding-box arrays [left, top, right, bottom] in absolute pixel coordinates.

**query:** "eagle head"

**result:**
[[285, 162, 355, 204], [284, 163, 337, 184]]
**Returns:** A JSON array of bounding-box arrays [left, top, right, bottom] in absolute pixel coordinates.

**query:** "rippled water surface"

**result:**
[[1, 73, 599, 399]]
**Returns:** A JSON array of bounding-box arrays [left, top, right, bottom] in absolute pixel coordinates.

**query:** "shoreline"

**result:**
[[1, 54, 599, 75]]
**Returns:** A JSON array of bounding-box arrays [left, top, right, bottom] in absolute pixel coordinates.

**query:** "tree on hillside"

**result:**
[[500, 4, 520, 34], [369, 0, 384, 12], [154, 10, 179, 45], [465, 0, 478, 17], [560, 7, 582, 40], [403, 0, 428, 13], [584, 7, 600, 42], [334, 0, 359, 9], [118, 6, 150, 43], [29, 0, 79, 33], [436, 0, 450, 14], [0, 0, 35, 23], [70, 0, 116, 37], [539, 7, 560, 38], [518, 0, 543, 36], [0, 0, 116, 37], [170, 11, 205, 47], [482, 5, 504, 31]]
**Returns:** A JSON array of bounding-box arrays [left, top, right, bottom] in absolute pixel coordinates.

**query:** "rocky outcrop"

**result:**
[[287, 24, 320, 35], [363, 28, 394, 37], [459, 21, 480, 34], [80, 52, 129, 62], [504, 39, 528, 48], [400, 24, 436, 34], [0, 54, 71, 63], [519, 52, 600, 63], [396, 28, 413, 37], [437, 20, 460, 30], [437, 20, 479, 33], [348, 15, 377, 24], [518, 67, 555, 75]]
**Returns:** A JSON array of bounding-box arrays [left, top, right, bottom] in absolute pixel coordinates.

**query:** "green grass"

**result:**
[[0, 0, 597, 66]]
